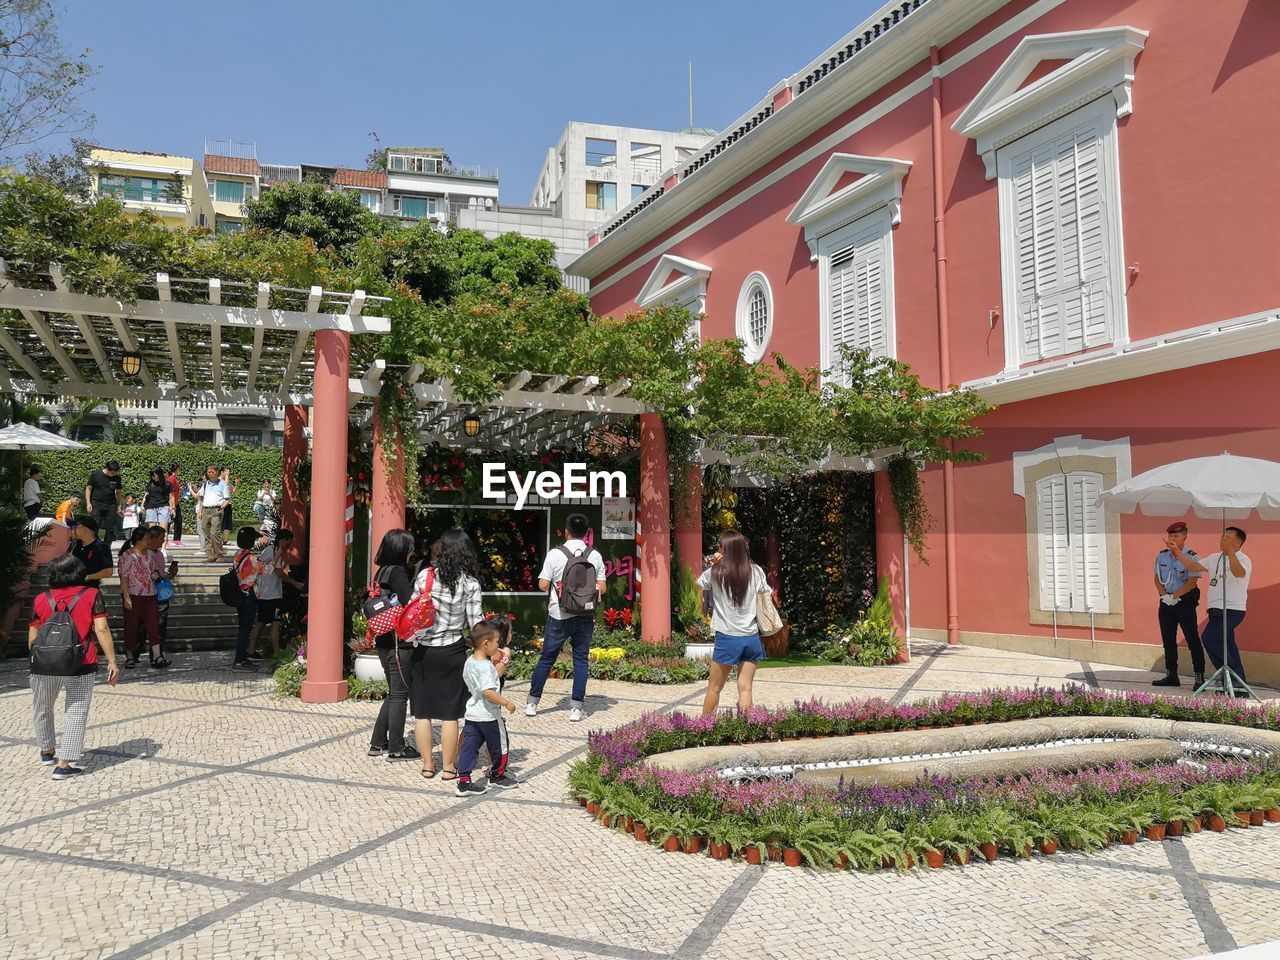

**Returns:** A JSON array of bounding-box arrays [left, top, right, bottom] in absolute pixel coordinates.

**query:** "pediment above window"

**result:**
[[635, 254, 712, 312], [952, 25, 1148, 179], [786, 154, 910, 260]]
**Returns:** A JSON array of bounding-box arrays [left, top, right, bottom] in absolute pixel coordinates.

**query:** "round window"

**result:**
[[735, 272, 773, 363]]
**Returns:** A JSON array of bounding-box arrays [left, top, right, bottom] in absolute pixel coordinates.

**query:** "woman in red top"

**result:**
[[231, 526, 264, 672], [119, 526, 169, 668], [29, 553, 119, 780]]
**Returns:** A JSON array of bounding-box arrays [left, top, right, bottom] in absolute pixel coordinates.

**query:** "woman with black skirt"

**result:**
[[410, 528, 482, 781], [368, 529, 419, 762]]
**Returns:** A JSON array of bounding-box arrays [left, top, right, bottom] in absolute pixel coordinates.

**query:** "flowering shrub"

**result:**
[[571, 687, 1280, 868]]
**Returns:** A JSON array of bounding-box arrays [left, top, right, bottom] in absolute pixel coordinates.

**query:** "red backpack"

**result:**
[[395, 567, 437, 641]]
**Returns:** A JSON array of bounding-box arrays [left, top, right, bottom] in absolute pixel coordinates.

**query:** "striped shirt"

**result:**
[[413, 568, 483, 646]]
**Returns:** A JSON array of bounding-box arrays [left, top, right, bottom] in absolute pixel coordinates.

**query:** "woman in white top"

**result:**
[[696, 530, 769, 716], [410, 529, 483, 781]]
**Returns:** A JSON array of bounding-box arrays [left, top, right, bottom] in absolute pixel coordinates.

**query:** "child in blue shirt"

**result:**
[[456, 620, 517, 797]]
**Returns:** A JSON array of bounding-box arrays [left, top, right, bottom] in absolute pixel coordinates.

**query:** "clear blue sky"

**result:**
[[55, 0, 884, 204]]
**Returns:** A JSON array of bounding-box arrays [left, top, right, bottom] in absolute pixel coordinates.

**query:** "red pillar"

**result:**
[[301, 330, 350, 703], [674, 463, 703, 580], [281, 404, 309, 562], [370, 406, 406, 564], [638, 413, 671, 644]]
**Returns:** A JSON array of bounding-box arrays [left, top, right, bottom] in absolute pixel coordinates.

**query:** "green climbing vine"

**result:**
[[888, 456, 932, 563]]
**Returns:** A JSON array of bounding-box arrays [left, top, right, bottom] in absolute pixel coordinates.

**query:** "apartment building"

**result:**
[[530, 122, 715, 223], [87, 147, 214, 229]]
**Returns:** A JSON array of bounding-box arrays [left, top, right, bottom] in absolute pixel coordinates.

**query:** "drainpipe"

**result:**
[[930, 44, 960, 646]]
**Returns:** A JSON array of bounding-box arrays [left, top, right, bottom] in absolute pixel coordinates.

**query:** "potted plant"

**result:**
[[788, 819, 842, 870], [348, 613, 384, 682], [675, 567, 714, 661]]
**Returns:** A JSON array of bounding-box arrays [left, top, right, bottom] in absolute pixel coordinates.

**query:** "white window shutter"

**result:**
[[1036, 475, 1071, 610], [828, 224, 889, 365], [1008, 113, 1114, 364], [1066, 472, 1109, 612]]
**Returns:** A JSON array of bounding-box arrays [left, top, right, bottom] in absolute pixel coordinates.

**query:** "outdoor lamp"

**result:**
[[463, 413, 482, 438], [121, 350, 142, 377]]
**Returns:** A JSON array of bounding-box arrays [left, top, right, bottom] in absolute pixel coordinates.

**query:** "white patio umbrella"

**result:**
[[0, 423, 88, 517], [1098, 452, 1280, 700]]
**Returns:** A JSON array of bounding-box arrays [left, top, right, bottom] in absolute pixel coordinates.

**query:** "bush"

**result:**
[[33, 441, 283, 523]]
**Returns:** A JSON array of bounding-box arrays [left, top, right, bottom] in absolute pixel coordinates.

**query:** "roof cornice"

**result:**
[[570, 0, 1013, 281]]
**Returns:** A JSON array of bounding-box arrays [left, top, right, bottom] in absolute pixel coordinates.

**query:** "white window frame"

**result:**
[[734, 272, 773, 363], [816, 207, 896, 377], [995, 97, 1128, 371]]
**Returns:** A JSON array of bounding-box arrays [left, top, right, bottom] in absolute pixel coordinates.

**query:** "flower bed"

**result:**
[[505, 644, 710, 685], [569, 687, 1280, 869]]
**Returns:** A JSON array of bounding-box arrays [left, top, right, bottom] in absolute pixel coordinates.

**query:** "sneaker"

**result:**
[[524, 700, 538, 717], [569, 707, 584, 723], [1151, 673, 1180, 687], [488, 773, 518, 789], [52, 765, 84, 780], [368, 745, 388, 757], [455, 779, 488, 798], [39, 751, 56, 766], [231, 661, 258, 673], [171, 541, 183, 546], [386, 746, 422, 763]]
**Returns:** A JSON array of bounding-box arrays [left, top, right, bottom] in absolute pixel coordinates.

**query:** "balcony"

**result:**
[[98, 185, 188, 215]]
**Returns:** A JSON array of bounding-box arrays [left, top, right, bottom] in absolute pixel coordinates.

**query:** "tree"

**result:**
[[56, 397, 104, 440], [21, 134, 92, 198], [244, 181, 384, 254], [108, 413, 159, 444], [0, 0, 94, 157]]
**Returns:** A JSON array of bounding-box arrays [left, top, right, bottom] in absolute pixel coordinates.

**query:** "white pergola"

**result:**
[[0, 261, 391, 405], [348, 360, 649, 453]]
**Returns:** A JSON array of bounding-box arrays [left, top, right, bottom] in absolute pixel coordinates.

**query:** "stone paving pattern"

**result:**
[[2, 642, 1279, 960]]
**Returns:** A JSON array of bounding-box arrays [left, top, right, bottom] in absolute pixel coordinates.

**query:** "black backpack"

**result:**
[[219, 552, 246, 606], [30, 589, 91, 676], [555, 545, 599, 616]]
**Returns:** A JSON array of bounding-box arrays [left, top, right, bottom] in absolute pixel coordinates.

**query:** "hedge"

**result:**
[[29, 442, 283, 525]]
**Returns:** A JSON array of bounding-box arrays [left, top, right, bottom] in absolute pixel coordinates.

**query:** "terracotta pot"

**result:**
[[1037, 838, 1058, 855], [576, 796, 587, 808], [766, 842, 784, 862], [880, 856, 896, 869], [1234, 812, 1251, 828], [709, 841, 730, 860], [1145, 824, 1167, 842], [903, 854, 915, 869], [1121, 829, 1138, 845], [633, 825, 649, 843], [1189, 816, 1203, 833], [1266, 808, 1280, 823], [1018, 843, 1033, 858], [1207, 815, 1226, 833], [835, 852, 851, 869], [979, 842, 998, 862], [924, 850, 945, 869], [744, 846, 763, 865], [1167, 820, 1185, 838], [1249, 810, 1265, 827], [598, 813, 612, 829], [950, 848, 971, 865], [682, 837, 703, 855], [621, 816, 634, 834], [783, 847, 803, 867], [663, 836, 681, 852], [586, 802, 600, 816]]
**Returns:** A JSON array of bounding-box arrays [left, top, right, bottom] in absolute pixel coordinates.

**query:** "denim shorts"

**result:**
[[712, 631, 765, 666], [145, 506, 171, 524]]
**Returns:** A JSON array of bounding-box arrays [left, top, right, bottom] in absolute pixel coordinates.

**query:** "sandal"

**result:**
[[420, 768, 438, 780], [440, 768, 459, 782], [152, 656, 172, 668], [124, 657, 138, 669]]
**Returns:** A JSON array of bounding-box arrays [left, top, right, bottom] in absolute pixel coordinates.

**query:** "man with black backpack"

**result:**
[[526, 513, 606, 723]]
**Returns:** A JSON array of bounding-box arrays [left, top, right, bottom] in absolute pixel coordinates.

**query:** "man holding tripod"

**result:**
[[1170, 527, 1253, 686]]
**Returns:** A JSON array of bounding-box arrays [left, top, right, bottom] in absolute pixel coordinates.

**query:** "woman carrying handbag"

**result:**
[[696, 530, 773, 716]]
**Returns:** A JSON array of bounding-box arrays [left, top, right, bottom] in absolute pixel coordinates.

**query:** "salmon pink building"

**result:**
[[571, 0, 1280, 683]]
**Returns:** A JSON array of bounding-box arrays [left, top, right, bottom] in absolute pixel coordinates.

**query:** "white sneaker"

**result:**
[[524, 700, 538, 717], [569, 707, 584, 723]]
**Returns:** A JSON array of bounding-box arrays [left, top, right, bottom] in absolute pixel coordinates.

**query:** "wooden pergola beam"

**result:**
[[49, 264, 117, 387]]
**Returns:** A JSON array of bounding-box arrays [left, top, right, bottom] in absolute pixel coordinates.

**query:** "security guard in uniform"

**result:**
[[1153, 521, 1206, 687]]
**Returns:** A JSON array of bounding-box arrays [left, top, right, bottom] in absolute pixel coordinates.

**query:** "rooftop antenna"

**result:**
[[688, 58, 694, 129]]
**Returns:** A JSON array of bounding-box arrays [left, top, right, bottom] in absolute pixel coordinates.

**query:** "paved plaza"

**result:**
[[2, 642, 1280, 960]]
